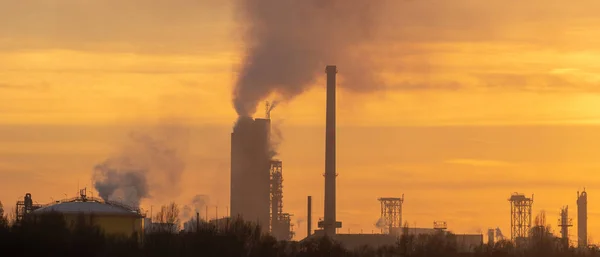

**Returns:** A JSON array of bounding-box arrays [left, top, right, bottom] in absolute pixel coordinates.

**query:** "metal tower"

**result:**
[[378, 196, 404, 235], [558, 206, 573, 249], [577, 190, 587, 248], [508, 193, 533, 240], [270, 160, 293, 240]]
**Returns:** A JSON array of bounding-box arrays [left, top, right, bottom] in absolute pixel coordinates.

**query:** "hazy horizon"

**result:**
[[2, 0, 600, 245], [1, 123, 598, 241]]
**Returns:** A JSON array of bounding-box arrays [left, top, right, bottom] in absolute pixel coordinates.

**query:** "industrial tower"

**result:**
[[508, 193, 533, 241], [558, 206, 573, 249], [318, 65, 342, 237], [577, 190, 587, 248], [378, 196, 404, 235], [270, 160, 294, 240], [230, 116, 271, 233]]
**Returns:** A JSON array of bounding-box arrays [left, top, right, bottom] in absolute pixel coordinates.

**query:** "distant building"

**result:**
[[31, 199, 144, 238], [230, 117, 271, 233]]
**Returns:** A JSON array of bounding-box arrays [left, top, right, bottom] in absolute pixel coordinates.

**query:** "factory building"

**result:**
[[27, 189, 144, 239], [230, 109, 294, 239], [230, 116, 272, 233]]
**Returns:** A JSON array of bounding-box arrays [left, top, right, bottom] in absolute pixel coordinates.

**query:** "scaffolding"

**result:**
[[378, 196, 404, 235], [558, 206, 573, 249], [15, 193, 42, 222], [508, 193, 533, 241], [270, 160, 294, 240]]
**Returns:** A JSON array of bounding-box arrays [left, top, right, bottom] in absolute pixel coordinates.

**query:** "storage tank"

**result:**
[[31, 200, 144, 238]]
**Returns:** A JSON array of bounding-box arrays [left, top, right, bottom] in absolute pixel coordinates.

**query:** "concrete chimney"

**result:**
[[307, 196, 312, 237], [318, 65, 342, 237]]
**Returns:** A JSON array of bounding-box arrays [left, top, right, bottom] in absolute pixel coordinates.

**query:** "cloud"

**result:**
[[445, 158, 514, 167], [2, 0, 600, 53]]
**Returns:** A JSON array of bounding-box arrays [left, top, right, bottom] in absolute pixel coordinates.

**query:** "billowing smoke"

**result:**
[[93, 126, 189, 208], [233, 0, 388, 117], [93, 158, 149, 208]]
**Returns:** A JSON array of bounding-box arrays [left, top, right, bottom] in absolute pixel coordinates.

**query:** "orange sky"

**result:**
[[2, 0, 600, 244]]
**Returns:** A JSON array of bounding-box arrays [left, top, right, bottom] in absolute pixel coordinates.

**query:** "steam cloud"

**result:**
[[375, 217, 389, 229], [233, 0, 388, 116], [181, 195, 210, 221], [181, 195, 210, 232], [93, 128, 188, 208]]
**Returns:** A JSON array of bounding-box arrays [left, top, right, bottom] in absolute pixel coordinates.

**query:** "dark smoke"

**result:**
[[93, 127, 188, 208], [233, 0, 387, 116]]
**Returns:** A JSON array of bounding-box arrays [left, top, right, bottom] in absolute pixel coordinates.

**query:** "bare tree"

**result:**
[[153, 202, 181, 231]]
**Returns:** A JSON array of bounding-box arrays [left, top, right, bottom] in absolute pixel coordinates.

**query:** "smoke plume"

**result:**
[[233, 0, 388, 116], [268, 117, 283, 159], [93, 126, 189, 208], [181, 195, 210, 221], [180, 195, 210, 231], [375, 217, 388, 229]]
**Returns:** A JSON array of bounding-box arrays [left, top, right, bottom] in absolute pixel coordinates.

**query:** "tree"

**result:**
[[154, 202, 181, 231], [0, 201, 6, 228]]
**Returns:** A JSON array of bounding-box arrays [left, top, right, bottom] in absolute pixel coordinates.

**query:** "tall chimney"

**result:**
[[577, 190, 588, 247], [320, 65, 342, 237], [307, 196, 312, 237], [196, 212, 200, 232]]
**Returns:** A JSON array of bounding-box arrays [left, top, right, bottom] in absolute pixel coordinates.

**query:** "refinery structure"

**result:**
[[15, 189, 145, 239], [10, 64, 593, 251]]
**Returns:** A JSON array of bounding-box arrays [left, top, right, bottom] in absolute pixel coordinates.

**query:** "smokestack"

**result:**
[[577, 190, 588, 247], [307, 196, 312, 237], [196, 212, 200, 232], [319, 65, 342, 237]]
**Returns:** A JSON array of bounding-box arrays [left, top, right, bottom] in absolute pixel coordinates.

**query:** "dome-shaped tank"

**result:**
[[32, 200, 144, 238]]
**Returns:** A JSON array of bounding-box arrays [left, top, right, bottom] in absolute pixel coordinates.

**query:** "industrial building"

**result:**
[[22, 189, 144, 238], [230, 116, 272, 233], [230, 104, 294, 239]]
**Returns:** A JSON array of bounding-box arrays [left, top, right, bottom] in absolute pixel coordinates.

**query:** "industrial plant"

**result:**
[[16, 188, 145, 238], [230, 97, 294, 240], [9, 64, 593, 252]]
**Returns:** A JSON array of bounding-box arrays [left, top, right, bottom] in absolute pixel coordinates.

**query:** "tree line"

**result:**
[[1, 201, 600, 257]]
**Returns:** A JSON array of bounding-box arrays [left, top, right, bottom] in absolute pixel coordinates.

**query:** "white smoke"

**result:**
[[93, 125, 189, 208], [375, 217, 389, 229]]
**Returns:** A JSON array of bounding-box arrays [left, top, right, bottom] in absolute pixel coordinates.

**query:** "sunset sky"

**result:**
[[2, 0, 600, 243]]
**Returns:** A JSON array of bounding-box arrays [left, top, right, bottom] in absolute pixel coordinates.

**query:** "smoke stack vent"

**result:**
[[307, 196, 312, 237], [317, 65, 342, 237]]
